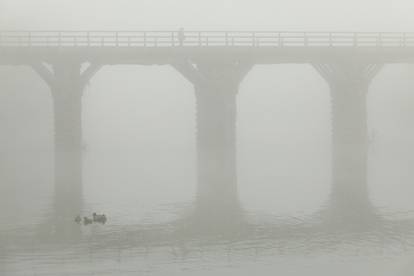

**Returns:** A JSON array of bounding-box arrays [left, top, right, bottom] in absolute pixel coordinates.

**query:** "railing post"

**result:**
[[329, 32, 333, 47], [304, 32, 308, 46], [172, 32, 175, 46], [252, 32, 255, 47], [116, 32, 119, 47], [353, 32, 357, 47], [279, 33, 283, 47], [379, 32, 383, 48], [144, 32, 147, 47], [375, 33, 379, 47], [277, 32, 281, 47], [402, 32, 406, 47]]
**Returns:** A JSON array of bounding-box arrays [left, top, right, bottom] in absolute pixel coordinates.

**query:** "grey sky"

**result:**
[[1, 0, 413, 30]]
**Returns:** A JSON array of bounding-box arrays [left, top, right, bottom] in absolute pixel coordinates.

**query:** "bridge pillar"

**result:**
[[173, 59, 251, 219], [32, 60, 100, 220], [314, 61, 382, 222]]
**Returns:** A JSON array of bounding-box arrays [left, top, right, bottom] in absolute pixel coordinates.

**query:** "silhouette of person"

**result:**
[[178, 28, 185, 46]]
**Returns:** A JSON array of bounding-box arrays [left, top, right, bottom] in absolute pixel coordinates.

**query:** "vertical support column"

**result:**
[[314, 62, 381, 222], [51, 61, 84, 218], [32, 61, 101, 224], [173, 60, 251, 221], [330, 79, 369, 213], [195, 76, 238, 214]]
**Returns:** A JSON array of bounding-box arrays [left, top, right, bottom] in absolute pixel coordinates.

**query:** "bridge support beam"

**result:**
[[314, 61, 382, 223], [32, 60, 100, 220], [173, 59, 251, 220]]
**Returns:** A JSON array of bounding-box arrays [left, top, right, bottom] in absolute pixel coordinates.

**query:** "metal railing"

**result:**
[[0, 31, 413, 48]]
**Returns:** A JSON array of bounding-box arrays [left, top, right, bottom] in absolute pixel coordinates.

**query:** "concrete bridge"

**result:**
[[1, 31, 413, 220]]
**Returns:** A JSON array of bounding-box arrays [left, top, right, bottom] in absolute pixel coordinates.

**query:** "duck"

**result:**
[[74, 215, 82, 224], [83, 217, 93, 225], [92, 213, 107, 224]]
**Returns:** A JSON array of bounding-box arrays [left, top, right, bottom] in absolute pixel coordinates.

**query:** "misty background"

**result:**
[[1, 0, 414, 275]]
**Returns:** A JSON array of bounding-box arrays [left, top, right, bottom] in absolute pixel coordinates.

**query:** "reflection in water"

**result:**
[[3, 201, 414, 275], [7, 154, 410, 275], [3, 144, 413, 274], [35, 150, 83, 241], [3, 130, 414, 274]]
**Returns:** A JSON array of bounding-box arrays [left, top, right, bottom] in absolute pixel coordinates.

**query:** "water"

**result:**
[[1, 147, 414, 276]]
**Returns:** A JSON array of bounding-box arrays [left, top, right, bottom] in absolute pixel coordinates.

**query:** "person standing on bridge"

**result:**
[[178, 28, 185, 46]]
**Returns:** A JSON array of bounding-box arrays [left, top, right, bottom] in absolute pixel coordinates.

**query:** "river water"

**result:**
[[1, 145, 414, 276]]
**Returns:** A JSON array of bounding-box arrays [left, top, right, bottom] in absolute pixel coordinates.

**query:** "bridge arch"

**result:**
[[82, 64, 197, 224], [238, 64, 331, 217]]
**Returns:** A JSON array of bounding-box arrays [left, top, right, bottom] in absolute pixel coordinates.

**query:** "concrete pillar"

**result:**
[[195, 75, 238, 213], [32, 60, 100, 220], [51, 61, 84, 218], [330, 79, 369, 212], [313, 62, 382, 221], [173, 59, 251, 219]]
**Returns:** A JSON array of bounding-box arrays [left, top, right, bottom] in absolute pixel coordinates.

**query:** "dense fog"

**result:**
[[1, 1, 414, 275]]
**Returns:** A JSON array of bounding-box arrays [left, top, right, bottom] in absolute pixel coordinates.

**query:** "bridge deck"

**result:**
[[1, 31, 414, 65], [1, 31, 414, 47]]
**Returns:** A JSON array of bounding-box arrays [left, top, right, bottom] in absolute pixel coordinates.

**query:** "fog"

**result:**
[[1, 0, 413, 30], [1, 1, 414, 275]]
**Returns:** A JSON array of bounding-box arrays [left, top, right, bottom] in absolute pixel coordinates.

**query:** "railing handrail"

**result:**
[[1, 31, 413, 48]]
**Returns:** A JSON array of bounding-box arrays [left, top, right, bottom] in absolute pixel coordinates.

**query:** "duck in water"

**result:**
[[92, 213, 107, 224], [75, 215, 82, 224], [83, 217, 93, 225]]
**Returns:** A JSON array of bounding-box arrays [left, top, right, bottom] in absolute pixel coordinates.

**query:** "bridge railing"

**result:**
[[0, 31, 413, 47]]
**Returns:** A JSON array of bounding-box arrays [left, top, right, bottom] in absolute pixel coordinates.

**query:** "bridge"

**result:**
[[1, 30, 413, 221], [1, 30, 414, 47]]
